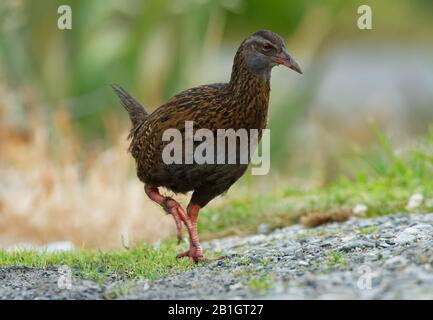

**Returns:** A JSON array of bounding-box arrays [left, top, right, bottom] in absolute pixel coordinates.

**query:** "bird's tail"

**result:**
[[111, 84, 148, 129]]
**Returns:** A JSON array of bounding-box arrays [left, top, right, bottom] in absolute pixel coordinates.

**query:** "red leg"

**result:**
[[145, 186, 223, 263], [144, 185, 184, 243], [177, 204, 205, 262]]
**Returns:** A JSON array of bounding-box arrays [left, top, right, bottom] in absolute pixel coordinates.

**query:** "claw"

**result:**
[[176, 250, 227, 264], [176, 250, 206, 263]]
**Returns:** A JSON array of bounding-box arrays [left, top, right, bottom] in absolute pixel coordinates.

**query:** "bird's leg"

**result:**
[[144, 185, 184, 243], [177, 204, 205, 262]]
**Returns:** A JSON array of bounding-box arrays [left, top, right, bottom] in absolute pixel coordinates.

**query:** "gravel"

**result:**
[[0, 266, 104, 299], [1, 213, 432, 299]]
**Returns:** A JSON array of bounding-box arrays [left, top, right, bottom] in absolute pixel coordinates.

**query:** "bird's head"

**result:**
[[240, 30, 302, 76]]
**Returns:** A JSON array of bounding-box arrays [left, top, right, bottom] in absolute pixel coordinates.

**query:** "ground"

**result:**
[[1, 212, 432, 299]]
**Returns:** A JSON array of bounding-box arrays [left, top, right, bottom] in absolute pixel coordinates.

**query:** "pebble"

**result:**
[[394, 227, 420, 245], [42, 241, 75, 253], [340, 240, 375, 252], [298, 260, 309, 266], [2, 212, 433, 300], [383, 256, 409, 270], [257, 224, 270, 235]]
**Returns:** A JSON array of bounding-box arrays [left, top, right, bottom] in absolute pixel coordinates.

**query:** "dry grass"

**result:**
[[300, 209, 352, 228], [0, 96, 181, 249]]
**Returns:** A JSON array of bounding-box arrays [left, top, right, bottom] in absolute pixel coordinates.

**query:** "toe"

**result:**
[[194, 256, 206, 263], [176, 250, 189, 258]]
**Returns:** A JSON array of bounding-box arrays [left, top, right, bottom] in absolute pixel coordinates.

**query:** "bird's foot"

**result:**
[[177, 249, 207, 263], [176, 248, 227, 263], [176, 244, 210, 263]]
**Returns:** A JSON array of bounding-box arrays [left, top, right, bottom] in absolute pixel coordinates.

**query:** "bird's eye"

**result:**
[[262, 43, 274, 51]]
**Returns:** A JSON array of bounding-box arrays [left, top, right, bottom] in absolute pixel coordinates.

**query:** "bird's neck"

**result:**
[[228, 50, 271, 131], [228, 51, 271, 97]]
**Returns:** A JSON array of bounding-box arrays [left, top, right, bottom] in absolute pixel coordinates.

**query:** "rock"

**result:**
[[394, 233, 416, 245], [380, 232, 394, 238], [42, 241, 75, 253], [359, 220, 376, 228], [340, 240, 375, 252], [229, 282, 243, 290], [353, 204, 368, 216], [377, 242, 390, 248], [320, 239, 334, 248], [384, 256, 409, 270], [257, 223, 270, 235], [411, 224, 433, 235], [393, 225, 431, 245], [341, 235, 356, 242], [406, 193, 424, 210], [2, 212, 433, 299]]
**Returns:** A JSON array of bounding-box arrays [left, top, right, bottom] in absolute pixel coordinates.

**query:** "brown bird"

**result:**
[[112, 30, 302, 262]]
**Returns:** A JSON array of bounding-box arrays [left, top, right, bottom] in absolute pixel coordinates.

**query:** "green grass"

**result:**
[[0, 242, 193, 283], [199, 190, 304, 240], [1, 128, 433, 282], [359, 226, 378, 236], [247, 274, 274, 291], [199, 126, 433, 238], [199, 174, 433, 239], [327, 251, 348, 269]]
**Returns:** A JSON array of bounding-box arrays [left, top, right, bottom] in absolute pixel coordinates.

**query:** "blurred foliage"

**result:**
[[1, 0, 433, 172], [1, 0, 433, 250], [200, 126, 433, 239]]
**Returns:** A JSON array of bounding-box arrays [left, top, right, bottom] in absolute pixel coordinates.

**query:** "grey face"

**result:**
[[243, 30, 302, 77]]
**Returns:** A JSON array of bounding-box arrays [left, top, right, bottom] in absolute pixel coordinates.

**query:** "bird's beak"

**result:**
[[274, 49, 303, 74]]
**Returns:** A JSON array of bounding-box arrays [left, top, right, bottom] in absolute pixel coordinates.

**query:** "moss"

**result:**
[[359, 226, 378, 235], [247, 274, 274, 291], [327, 251, 348, 269]]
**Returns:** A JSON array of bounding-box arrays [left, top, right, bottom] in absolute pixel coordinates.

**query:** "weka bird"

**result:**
[[112, 30, 302, 262]]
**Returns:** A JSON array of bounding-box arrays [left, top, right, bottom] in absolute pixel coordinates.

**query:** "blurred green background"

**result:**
[[1, 0, 433, 183]]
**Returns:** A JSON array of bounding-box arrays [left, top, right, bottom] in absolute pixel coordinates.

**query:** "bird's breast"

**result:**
[[235, 91, 269, 131]]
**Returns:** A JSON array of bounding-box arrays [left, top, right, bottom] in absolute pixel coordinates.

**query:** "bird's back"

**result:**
[[130, 81, 269, 192]]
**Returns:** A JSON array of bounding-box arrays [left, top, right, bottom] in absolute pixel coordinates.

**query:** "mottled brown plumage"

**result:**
[[112, 30, 301, 261]]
